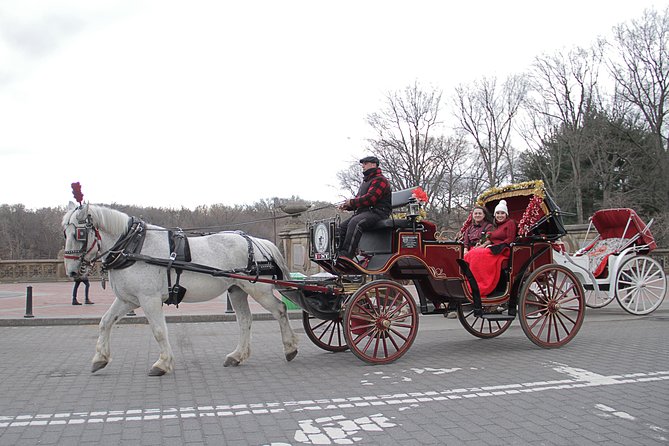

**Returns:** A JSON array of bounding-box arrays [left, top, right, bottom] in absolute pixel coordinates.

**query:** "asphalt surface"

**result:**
[[0, 282, 667, 445]]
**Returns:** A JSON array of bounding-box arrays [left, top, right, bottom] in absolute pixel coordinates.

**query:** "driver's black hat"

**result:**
[[359, 156, 380, 165]]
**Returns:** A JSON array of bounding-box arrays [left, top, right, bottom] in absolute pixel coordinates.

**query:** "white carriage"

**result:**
[[553, 208, 667, 315]]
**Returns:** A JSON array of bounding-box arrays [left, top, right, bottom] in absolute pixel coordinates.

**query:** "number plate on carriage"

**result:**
[[401, 235, 419, 248], [314, 252, 331, 260]]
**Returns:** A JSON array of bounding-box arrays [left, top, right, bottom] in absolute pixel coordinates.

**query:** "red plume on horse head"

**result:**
[[71, 182, 84, 205]]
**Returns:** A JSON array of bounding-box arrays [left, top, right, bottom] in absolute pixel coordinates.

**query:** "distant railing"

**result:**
[[0, 259, 102, 283]]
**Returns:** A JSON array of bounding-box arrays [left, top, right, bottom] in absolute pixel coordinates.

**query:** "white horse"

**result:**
[[62, 203, 298, 376]]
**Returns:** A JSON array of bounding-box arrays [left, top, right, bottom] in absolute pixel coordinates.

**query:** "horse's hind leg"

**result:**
[[225, 286, 253, 367], [92, 297, 136, 373], [140, 296, 175, 376], [246, 284, 298, 362]]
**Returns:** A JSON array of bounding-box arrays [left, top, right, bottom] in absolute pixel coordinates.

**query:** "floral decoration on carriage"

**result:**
[[459, 180, 566, 242]]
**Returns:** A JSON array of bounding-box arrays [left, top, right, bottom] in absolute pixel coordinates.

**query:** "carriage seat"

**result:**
[[370, 187, 418, 231], [372, 217, 415, 230], [578, 237, 626, 278]]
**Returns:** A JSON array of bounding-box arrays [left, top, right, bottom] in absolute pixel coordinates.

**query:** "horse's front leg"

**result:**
[[92, 297, 136, 373], [225, 286, 252, 367], [140, 295, 174, 376]]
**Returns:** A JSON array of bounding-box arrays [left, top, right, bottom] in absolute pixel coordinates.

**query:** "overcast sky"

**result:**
[[0, 0, 666, 210]]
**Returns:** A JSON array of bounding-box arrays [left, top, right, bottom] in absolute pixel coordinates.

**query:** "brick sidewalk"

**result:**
[[0, 280, 299, 325]]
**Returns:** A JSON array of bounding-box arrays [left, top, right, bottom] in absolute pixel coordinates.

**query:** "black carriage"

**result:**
[[279, 180, 586, 364]]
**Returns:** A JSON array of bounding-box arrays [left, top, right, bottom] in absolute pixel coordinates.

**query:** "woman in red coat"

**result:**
[[463, 200, 517, 297]]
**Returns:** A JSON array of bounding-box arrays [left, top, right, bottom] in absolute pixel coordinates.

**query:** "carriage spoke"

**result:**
[[555, 309, 577, 332], [386, 299, 409, 320], [324, 320, 342, 346], [356, 299, 378, 320], [354, 327, 377, 352], [529, 313, 549, 336], [528, 288, 549, 305], [550, 314, 562, 343]]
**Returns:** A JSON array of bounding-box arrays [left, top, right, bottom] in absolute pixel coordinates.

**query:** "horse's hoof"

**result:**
[[91, 361, 108, 373], [148, 367, 167, 376], [286, 350, 298, 362], [224, 357, 240, 367]]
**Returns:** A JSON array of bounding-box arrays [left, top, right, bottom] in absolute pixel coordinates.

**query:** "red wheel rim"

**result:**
[[344, 280, 419, 364], [519, 265, 585, 348]]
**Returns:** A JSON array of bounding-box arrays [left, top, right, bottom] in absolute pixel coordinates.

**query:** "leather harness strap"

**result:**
[[101, 217, 146, 271], [165, 230, 188, 306]]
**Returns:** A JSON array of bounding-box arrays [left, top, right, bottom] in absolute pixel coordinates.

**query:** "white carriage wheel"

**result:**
[[584, 287, 614, 309], [615, 255, 667, 315]]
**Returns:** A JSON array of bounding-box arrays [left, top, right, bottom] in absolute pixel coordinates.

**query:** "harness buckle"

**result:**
[[169, 252, 177, 261]]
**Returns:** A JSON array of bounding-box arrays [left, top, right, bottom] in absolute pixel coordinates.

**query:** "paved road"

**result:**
[[1, 301, 667, 445]]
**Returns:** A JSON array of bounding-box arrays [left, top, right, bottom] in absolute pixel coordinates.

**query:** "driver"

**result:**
[[337, 156, 392, 259]]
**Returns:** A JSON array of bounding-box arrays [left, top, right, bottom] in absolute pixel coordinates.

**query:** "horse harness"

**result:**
[[162, 230, 283, 306], [94, 220, 282, 307], [101, 217, 147, 270]]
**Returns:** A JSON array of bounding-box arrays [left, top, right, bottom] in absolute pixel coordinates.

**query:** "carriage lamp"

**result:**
[[408, 198, 420, 218]]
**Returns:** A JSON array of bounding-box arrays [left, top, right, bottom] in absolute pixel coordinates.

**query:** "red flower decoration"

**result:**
[[412, 187, 428, 203], [71, 182, 84, 205], [518, 195, 544, 236]]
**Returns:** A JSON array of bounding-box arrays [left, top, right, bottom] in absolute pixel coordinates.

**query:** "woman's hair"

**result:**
[[472, 205, 493, 224]]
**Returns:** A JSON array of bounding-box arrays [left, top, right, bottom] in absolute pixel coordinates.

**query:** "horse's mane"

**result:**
[[62, 204, 132, 236]]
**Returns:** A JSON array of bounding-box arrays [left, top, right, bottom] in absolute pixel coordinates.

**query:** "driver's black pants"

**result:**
[[338, 211, 385, 257]]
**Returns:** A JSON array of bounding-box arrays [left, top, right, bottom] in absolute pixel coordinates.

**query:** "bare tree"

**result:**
[[454, 75, 527, 189], [429, 134, 472, 228], [517, 104, 566, 198], [608, 6, 669, 209], [526, 46, 602, 222], [364, 81, 451, 206], [336, 162, 363, 197]]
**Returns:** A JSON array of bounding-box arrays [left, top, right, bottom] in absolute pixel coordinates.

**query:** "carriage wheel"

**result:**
[[584, 287, 614, 308], [518, 264, 585, 348], [457, 304, 512, 338], [615, 256, 667, 315], [302, 311, 348, 352], [343, 280, 419, 364]]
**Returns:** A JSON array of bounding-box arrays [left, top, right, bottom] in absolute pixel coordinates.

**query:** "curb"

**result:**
[[0, 311, 304, 327]]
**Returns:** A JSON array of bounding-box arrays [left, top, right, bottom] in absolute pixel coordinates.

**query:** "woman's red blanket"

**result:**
[[463, 247, 510, 297]]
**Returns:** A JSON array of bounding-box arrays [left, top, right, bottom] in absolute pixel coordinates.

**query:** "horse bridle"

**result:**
[[63, 213, 102, 275]]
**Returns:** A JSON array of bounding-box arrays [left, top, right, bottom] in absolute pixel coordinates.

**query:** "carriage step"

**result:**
[[421, 309, 448, 316], [480, 313, 515, 321]]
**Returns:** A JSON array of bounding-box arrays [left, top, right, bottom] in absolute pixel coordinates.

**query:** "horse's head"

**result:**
[[62, 202, 101, 279]]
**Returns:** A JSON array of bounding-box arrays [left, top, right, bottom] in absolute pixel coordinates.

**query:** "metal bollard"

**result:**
[[24, 286, 34, 318], [225, 293, 234, 313]]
